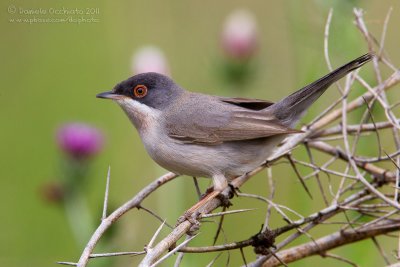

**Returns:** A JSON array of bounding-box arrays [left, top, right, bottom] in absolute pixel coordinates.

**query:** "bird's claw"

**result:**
[[177, 210, 201, 234], [228, 183, 240, 198], [217, 193, 233, 208]]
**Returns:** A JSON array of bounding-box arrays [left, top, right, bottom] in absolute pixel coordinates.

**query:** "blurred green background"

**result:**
[[1, 1, 399, 266]]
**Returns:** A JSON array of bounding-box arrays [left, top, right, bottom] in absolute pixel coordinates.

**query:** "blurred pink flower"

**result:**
[[57, 123, 104, 159], [221, 9, 258, 60], [131, 46, 170, 76]]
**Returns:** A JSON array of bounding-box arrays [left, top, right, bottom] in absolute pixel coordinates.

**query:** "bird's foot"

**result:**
[[200, 186, 215, 199], [177, 210, 201, 234], [177, 179, 238, 231], [177, 190, 220, 229], [228, 183, 240, 198], [199, 184, 236, 207], [216, 193, 232, 208], [199, 183, 238, 207]]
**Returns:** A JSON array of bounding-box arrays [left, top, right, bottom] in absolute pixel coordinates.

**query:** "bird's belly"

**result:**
[[143, 135, 224, 178], [141, 130, 286, 179]]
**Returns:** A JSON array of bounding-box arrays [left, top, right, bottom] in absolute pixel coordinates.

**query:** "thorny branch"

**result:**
[[61, 8, 400, 267]]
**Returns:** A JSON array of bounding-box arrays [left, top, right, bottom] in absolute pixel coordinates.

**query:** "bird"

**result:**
[[97, 53, 372, 193]]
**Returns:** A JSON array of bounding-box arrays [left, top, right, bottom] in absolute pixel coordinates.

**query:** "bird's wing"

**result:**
[[219, 97, 274, 110], [166, 96, 300, 145]]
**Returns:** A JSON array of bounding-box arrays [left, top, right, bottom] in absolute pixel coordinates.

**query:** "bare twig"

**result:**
[[90, 251, 146, 258], [102, 166, 111, 221], [147, 220, 167, 250], [76, 172, 178, 267], [192, 177, 202, 200], [150, 234, 198, 267], [138, 205, 173, 229], [201, 208, 257, 219], [260, 221, 400, 267], [213, 206, 226, 245], [322, 253, 359, 267]]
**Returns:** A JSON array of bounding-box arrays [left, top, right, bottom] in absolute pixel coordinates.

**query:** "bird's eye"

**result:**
[[133, 85, 148, 98]]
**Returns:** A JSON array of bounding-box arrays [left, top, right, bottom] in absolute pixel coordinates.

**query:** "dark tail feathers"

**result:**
[[269, 53, 373, 127]]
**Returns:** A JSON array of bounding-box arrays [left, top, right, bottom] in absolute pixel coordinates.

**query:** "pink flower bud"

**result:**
[[131, 46, 170, 76], [221, 10, 258, 60], [57, 123, 104, 159]]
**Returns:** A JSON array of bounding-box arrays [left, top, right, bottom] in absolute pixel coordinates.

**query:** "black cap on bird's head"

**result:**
[[96, 72, 183, 110]]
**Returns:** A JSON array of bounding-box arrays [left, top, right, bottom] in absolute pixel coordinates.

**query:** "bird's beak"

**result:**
[[96, 91, 122, 100]]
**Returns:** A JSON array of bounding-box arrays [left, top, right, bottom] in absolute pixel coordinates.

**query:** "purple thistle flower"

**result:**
[[57, 123, 104, 159], [221, 9, 258, 60]]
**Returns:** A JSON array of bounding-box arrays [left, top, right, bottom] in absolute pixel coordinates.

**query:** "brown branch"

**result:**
[[261, 220, 400, 266]]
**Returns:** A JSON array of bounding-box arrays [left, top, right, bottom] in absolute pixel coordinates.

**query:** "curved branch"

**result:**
[[259, 220, 400, 267], [76, 172, 178, 267]]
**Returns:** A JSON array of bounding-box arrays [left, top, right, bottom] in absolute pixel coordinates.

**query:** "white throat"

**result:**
[[115, 98, 161, 132]]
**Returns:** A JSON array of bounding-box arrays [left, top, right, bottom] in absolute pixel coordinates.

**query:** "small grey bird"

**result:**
[[97, 53, 372, 192]]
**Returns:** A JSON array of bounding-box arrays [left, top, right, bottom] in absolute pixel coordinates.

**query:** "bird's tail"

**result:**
[[268, 53, 373, 127]]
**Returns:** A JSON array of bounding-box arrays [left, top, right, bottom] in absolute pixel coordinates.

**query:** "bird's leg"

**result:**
[[188, 174, 229, 212], [227, 183, 240, 198], [210, 174, 232, 207], [177, 190, 220, 228], [212, 174, 228, 192], [197, 174, 233, 207], [200, 181, 238, 200], [177, 175, 231, 227]]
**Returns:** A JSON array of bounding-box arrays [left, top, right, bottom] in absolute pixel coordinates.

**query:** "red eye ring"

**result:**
[[133, 85, 148, 98]]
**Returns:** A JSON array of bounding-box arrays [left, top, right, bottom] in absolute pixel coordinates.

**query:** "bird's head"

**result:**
[[97, 72, 183, 129]]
